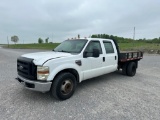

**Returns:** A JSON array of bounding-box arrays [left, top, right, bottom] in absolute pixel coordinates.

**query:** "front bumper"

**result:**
[[15, 75, 52, 92]]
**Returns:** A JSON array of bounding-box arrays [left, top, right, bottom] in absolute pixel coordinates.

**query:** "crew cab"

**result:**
[[16, 38, 143, 100]]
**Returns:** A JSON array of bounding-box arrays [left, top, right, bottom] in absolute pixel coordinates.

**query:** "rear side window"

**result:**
[[103, 41, 114, 53]]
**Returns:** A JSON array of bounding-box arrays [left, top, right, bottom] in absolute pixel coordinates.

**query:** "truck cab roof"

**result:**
[[74, 38, 113, 42]]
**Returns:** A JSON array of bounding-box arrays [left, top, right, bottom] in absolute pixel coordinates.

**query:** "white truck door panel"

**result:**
[[102, 41, 118, 74], [83, 55, 103, 80], [82, 40, 103, 80], [103, 54, 117, 73]]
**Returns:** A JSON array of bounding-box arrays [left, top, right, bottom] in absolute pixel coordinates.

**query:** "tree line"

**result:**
[[38, 37, 49, 43], [10, 34, 160, 44], [91, 34, 160, 43]]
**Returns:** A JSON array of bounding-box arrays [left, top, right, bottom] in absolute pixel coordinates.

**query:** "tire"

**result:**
[[126, 62, 136, 76], [50, 72, 77, 100], [122, 63, 128, 75]]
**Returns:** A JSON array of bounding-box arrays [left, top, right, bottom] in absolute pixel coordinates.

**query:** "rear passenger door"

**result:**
[[102, 41, 118, 73]]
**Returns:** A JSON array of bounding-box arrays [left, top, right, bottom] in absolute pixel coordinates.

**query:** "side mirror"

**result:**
[[83, 51, 88, 58], [93, 49, 100, 57], [83, 49, 100, 58]]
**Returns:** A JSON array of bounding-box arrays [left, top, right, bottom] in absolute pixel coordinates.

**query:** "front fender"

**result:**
[[47, 63, 82, 82]]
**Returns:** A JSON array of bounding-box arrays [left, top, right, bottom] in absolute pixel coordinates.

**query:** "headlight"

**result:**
[[37, 66, 49, 80]]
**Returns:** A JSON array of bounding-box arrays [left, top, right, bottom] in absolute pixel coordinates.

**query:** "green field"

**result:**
[[118, 42, 160, 51], [4, 42, 160, 53], [6, 43, 60, 50]]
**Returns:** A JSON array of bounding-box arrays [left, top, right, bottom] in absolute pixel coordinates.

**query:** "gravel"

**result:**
[[0, 48, 160, 120]]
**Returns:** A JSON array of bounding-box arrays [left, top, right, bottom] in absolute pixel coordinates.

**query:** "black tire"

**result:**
[[126, 62, 136, 76], [50, 72, 77, 100], [122, 63, 128, 75]]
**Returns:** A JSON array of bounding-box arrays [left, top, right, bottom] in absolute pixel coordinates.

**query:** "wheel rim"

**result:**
[[60, 79, 73, 95], [132, 66, 136, 75]]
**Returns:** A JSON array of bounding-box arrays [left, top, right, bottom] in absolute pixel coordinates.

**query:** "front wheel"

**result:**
[[50, 72, 77, 100]]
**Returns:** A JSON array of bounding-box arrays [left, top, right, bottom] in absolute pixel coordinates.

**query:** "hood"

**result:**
[[22, 51, 72, 65]]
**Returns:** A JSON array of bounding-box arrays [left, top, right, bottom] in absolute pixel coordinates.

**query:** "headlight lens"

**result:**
[[37, 66, 49, 80]]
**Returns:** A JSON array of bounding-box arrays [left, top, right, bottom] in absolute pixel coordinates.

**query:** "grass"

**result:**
[[119, 42, 160, 51], [6, 43, 60, 50]]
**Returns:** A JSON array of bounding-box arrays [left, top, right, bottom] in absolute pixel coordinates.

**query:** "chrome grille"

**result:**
[[17, 57, 37, 80]]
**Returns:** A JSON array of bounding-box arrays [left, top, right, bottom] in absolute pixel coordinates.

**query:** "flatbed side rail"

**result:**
[[119, 51, 143, 62]]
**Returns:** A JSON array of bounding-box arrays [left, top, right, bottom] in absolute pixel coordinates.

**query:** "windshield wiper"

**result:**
[[57, 50, 70, 53]]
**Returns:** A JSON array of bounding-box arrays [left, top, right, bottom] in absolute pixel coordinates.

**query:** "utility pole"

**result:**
[[133, 27, 135, 48], [52, 33, 53, 43], [7, 36, 9, 48], [133, 27, 135, 40]]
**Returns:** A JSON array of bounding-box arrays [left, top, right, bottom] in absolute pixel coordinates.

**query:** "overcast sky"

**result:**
[[0, 0, 160, 44]]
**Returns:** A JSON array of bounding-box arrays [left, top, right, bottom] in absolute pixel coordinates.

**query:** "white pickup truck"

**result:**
[[16, 38, 143, 100]]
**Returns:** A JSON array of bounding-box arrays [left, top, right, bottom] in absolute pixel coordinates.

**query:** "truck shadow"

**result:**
[[76, 71, 123, 92], [20, 89, 56, 102], [19, 70, 124, 103]]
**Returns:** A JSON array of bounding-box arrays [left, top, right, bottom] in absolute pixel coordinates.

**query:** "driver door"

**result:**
[[82, 40, 103, 80]]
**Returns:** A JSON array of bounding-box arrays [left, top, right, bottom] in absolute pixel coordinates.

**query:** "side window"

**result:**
[[84, 41, 102, 57], [103, 41, 114, 54]]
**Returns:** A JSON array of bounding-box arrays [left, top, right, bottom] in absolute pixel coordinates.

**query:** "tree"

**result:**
[[11, 35, 19, 44], [78, 34, 80, 39], [45, 37, 49, 43], [38, 38, 43, 43]]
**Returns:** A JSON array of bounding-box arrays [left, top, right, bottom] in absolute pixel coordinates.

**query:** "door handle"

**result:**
[[115, 56, 117, 60], [103, 57, 105, 62]]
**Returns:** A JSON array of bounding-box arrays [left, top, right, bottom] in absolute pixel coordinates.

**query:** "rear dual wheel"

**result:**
[[127, 62, 136, 76], [122, 62, 136, 76]]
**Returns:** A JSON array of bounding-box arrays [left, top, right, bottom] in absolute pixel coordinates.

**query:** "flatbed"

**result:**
[[119, 51, 143, 62]]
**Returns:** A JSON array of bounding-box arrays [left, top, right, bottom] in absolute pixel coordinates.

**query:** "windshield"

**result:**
[[54, 39, 87, 53]]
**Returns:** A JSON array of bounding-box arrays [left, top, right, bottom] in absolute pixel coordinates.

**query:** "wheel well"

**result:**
[[54, 69, 79, 83]]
